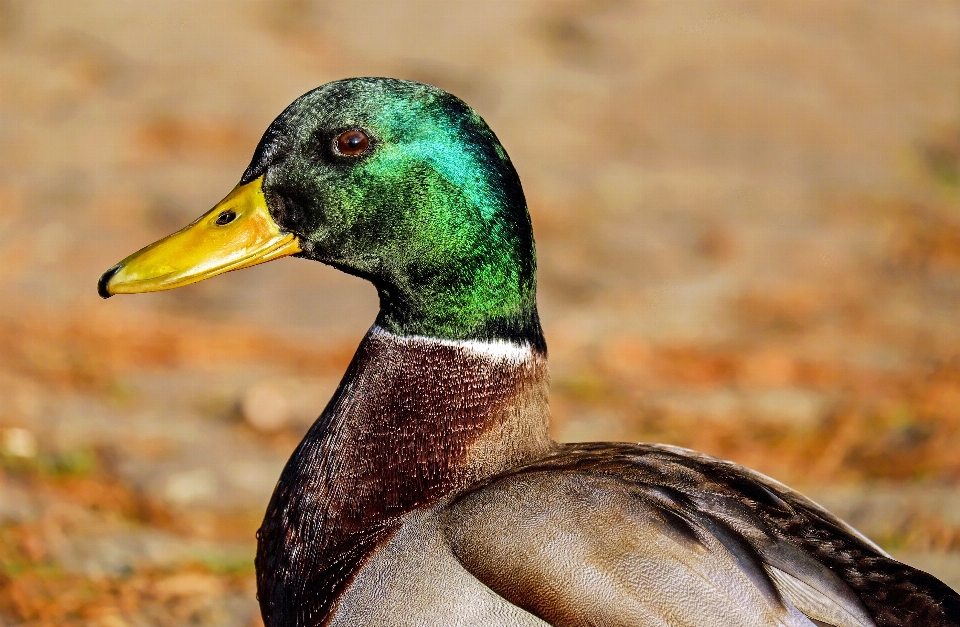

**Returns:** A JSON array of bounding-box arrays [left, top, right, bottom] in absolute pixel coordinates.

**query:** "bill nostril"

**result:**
[[98, 265, 120, 299], [216, 210, 237, 226]]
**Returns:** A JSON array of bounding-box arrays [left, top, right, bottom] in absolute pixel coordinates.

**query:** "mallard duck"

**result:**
[[99, 78, 959, 627]]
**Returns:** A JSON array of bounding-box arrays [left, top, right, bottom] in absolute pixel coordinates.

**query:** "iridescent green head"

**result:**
[[99, 78, 545, 351]]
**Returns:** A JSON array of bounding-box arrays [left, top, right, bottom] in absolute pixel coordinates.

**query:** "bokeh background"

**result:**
[[2, 1, 960, 624]]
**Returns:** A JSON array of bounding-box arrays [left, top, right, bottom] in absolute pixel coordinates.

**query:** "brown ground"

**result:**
[[2, 1, 960, 625]]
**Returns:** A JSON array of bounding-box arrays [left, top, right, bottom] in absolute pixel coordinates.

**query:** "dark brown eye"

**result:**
[[335, 129, 369, 156], [215, 210, 236, 226]]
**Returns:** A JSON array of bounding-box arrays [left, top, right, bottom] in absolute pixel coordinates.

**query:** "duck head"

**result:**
[[99, 78, 544, 350]]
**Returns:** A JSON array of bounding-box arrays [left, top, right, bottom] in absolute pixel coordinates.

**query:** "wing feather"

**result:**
[[441, 443, 958, 627]]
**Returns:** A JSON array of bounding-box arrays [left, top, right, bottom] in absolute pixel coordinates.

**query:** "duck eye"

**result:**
[[335, 129, 370, 156], [215, 210, 237, 226]]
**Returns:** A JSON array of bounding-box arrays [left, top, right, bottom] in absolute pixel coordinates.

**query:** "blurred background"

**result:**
[[1, 1, 960, 624]]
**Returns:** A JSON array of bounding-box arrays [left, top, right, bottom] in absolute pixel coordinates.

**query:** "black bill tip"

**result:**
[[98, 266, 119, 299]]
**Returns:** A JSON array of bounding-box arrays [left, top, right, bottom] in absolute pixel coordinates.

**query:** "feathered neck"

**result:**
[[256, 326, 553, 626]]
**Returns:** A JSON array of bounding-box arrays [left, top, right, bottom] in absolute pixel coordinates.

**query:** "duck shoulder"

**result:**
[[442, 442, 960, 627]]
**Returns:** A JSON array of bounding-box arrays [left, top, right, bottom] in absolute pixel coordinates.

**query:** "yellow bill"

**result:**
[[98, 176, 300, 298]]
